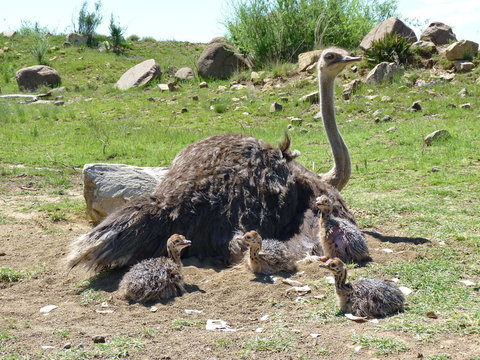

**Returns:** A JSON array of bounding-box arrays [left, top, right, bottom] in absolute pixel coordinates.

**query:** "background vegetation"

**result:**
[[225, 0, 398, 65]]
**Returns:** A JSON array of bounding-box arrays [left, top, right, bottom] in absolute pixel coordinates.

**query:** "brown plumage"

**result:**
[[119, 234, 191, 303], [316, 195, 370, 263], [319, 257, 405, 318], [67, 48, 364, 272], [239, 230, 297, 275]]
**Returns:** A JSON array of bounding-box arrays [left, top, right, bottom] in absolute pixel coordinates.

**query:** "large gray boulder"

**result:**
[[444, 40, 479, 61], [83, 163, 169, 222], [66, 33, 88, 46], [360, 17, 417, 51], [196, 38, 252, 79], [115, 59, 162, 90], [420, 22, 456, 45], [366, 62, 402, 84], [16, 65, 61, 91]]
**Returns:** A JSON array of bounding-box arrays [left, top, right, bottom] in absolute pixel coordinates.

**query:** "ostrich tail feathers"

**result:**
[[67, 199, 168, 273]]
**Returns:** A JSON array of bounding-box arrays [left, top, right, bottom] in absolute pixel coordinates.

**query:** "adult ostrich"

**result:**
[[68, 48, 364, 272]]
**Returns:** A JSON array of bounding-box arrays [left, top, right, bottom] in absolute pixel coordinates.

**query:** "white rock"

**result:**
[[206, 319, 236, 332], [459, 279, 475, 286], [185, 309, 203, 314], [325, 276, 335, 284], [40, 305, 58, 313], [399, 286, 413, 295]]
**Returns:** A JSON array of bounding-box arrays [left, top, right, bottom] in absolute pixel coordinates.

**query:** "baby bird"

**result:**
[[119, 234, 191, 303], [239, 230, 297, 275], [316, 194, 370, 263], [319, 257, 405, 318]]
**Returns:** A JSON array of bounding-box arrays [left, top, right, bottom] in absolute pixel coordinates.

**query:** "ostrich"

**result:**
[[119, 234, 191, 303], [67, 48, 362, 272], [239, 230, 297, 275], [319, 257, 405, 318], [315, 194, 370, 263]]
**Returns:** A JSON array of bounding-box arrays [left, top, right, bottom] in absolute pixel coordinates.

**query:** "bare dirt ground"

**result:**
[[0, 173, 478, 360]]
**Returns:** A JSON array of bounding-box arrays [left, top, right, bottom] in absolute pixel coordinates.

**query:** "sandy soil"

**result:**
[[0, 174, 478, 359]]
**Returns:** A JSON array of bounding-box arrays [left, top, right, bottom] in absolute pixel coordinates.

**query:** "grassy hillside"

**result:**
[[0, 34, 479, 359]]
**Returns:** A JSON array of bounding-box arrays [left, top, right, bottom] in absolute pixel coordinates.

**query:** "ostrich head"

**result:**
[[240, 231, 262, 246], [317, 48, 361, 78], [167, 234, 192, 253], [315, 194, 334, 215], [318, 257, 346, 274]]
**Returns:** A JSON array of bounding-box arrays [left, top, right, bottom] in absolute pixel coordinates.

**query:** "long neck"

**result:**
[[333, 268, 350, 293], [319, 72, 351, 191], [249, 243, 261, 261], [167, 247, 182, 265]]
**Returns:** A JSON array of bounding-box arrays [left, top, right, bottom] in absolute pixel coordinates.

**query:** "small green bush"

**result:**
[[109, 14, 126, 54], [29, 34, 50, 65], [365, 33, 412, 65]]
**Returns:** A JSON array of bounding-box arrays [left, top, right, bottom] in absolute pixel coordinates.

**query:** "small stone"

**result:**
[[381, 96, 392, 102], [455, 61, 475, 72], [446, 104, 457, 109], [192, 95, 199, 101], [431, 166, 441, 172], [158, 84, 169, 91], [424, 129, 451, 145], [386, 127, 398, 133], [299, 91, 319, 104], [92, 335, 106, 344], [425, 311, 438, 319], [280, 97, 289, 102], [460, 103, 471, 109], [217, 85, 227, 92], [180, 108, 188, 113], [270, 102, 283, 112], [458, 88, 468, 97], [199, 81, 208, 88], [54, 100, 64, 106], [299, 128, 308, 133], [411, 101, 422, 111], [63, 343, 72, 349]]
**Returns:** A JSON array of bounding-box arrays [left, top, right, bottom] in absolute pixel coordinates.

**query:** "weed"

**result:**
[[79, 288, 105, 305], [53, 328, 71, 338], [243, 325, 296, 353], [350, 334, 409, 355], [29, 34, 50, 65], [427, 355, 452, 360], [365, 33, 412, 65], [170, 319, 202, 330], [0, 268, 27, 283]]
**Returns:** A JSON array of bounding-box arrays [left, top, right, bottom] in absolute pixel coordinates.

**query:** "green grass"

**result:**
[[0, 264, 44, 284], [242, 325, 296, 353], [350, 334, 409, 355]]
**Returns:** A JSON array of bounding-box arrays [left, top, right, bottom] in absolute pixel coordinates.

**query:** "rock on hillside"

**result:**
[[16, 65, 61, 91], [360, 17, 417, 51], [197, 38, 252, 79], [420, 22, 456, 45], [115, 59, 162, 90]]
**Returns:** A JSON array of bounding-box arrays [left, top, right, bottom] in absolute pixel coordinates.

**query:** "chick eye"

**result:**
[[325, 53, 334, 60]]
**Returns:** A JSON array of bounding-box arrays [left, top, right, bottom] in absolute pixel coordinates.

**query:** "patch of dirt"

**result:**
[[0, 175, 479, 359]]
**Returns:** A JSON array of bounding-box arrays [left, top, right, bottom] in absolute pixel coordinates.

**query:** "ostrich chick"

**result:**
[[119, 234, 191, 303], [240, 231, 297, 275], [319, 257, 404, 318], [316, 195, 370, 263]]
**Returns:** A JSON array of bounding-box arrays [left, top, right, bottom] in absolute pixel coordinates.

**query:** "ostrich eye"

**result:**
[[324, 53, 335, 60]]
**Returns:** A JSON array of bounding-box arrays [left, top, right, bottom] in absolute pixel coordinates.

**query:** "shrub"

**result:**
[[127, 34, 140, 42], [29, 34, 50, 65], [108, 14, 126, 54], [73, 1, 103, 47], [224, 0, 398, 66], [365, 33, 412, 65]]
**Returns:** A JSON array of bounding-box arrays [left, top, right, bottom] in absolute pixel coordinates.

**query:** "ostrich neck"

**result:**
[[167, 248, 182, 265], [334, 268, 351, 293], [249, 243, 262, 261], [319, 72, 351, 191]]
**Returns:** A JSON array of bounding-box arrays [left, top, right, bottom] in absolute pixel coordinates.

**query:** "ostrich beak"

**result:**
[[318, 256, 329, 267], [181, 239, 192, 247], [340, 55, 362, 63]]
